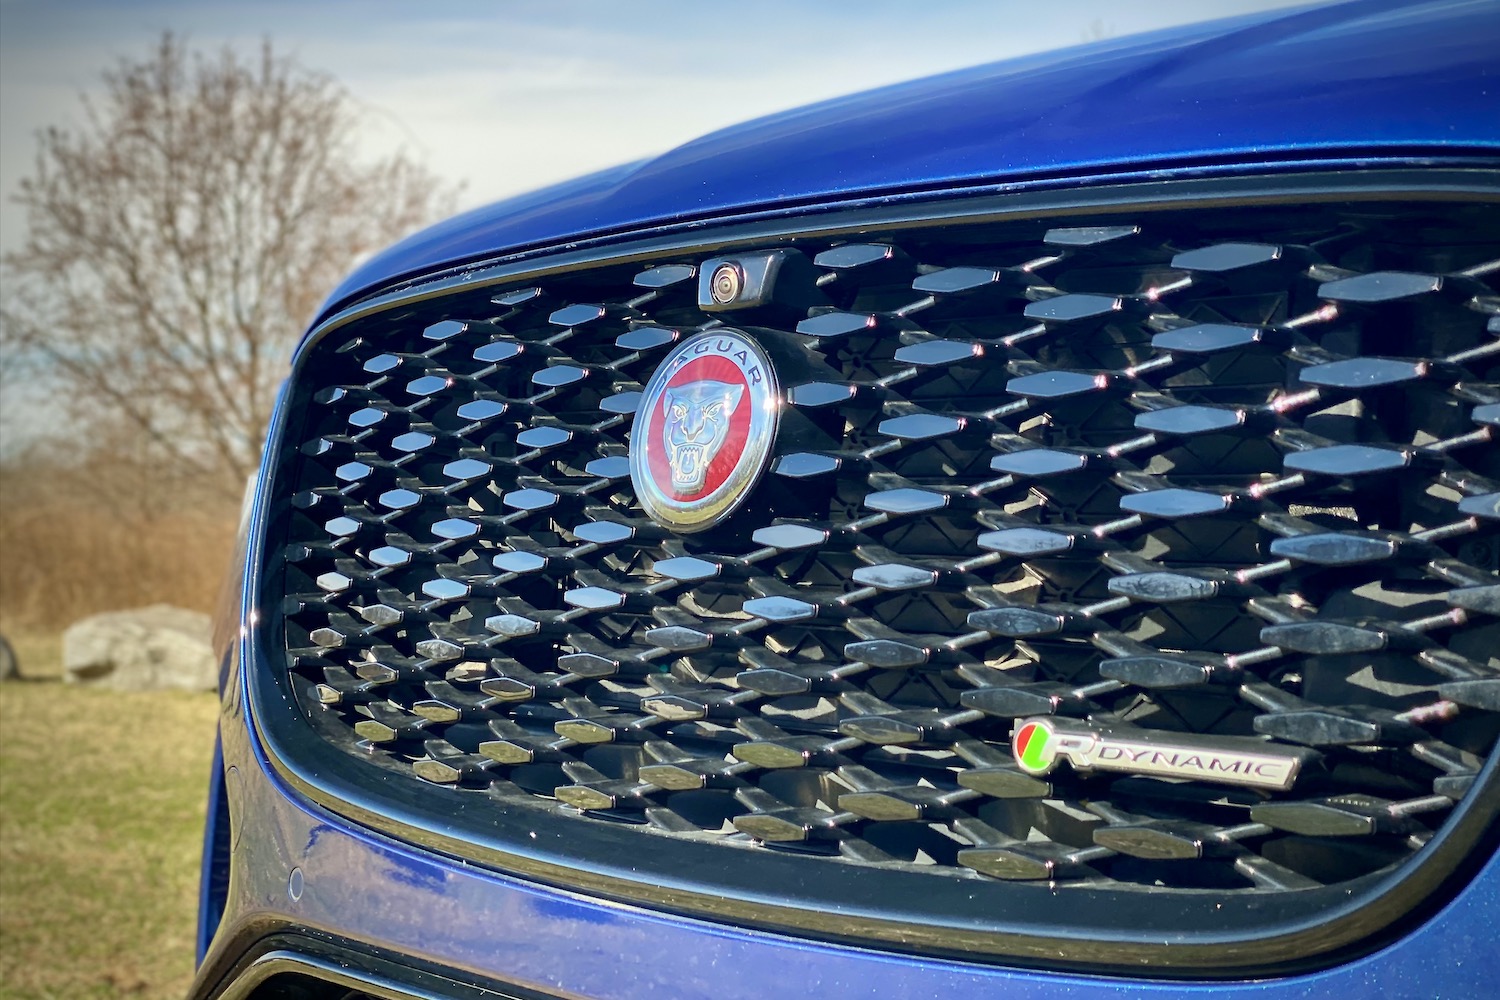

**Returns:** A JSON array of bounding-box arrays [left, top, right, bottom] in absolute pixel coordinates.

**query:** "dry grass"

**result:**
[[0, 447, 242, 633], [1, 629, 62, 680], [0, 430, 235, 997], [0, 644, 218, 999], [0, 500, 237, 633]]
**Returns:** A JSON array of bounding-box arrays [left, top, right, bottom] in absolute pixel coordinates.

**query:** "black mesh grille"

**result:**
[[265, 196, 1499, 947]]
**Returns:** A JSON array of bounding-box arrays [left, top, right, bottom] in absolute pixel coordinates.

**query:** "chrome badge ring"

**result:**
[[629, 330, 780, 533]]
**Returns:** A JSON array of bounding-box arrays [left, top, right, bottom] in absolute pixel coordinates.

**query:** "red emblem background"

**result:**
[[644, 354, 753, 502]]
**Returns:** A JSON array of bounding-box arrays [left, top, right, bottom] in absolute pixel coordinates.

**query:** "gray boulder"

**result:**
[[63, 605, 217, 692], [0, 634, 16, 680]]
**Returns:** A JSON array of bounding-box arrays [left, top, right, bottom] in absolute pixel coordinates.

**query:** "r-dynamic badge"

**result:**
[[629, 331, 779, 533], [1012, 716, 1315, 791]]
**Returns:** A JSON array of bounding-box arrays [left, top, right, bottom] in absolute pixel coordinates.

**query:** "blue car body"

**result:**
[[192, 2, 1500, 997], [321, 0, 1499, 316]]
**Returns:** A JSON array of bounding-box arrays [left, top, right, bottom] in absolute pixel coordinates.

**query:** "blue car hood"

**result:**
[[322, 0, 1499, 318]]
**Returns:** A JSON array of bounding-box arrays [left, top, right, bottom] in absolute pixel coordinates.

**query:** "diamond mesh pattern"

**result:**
[[271, 200, 1499, 898]]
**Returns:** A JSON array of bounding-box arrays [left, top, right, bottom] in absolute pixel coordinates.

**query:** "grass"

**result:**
[[0, 634, 218, 999]]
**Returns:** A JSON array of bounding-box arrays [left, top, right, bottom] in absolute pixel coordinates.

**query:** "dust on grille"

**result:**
[[275, 201, 1499, 894]]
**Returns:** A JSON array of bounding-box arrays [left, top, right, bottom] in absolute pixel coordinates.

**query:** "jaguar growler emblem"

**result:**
[[1012, 716, 1314, 791], [630, 331, 779, 532]]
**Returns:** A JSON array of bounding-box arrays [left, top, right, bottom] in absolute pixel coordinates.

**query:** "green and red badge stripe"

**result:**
[[1014, 720, 1054, 772]]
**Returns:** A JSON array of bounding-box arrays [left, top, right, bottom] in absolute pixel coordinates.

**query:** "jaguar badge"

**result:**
[[1012, 716, 1314, 791], [630, 331, 779, 532]]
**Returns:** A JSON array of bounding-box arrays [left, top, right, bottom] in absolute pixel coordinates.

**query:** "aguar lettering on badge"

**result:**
[[1012, 716, 1311, 791], [630, 331, 779, 534]]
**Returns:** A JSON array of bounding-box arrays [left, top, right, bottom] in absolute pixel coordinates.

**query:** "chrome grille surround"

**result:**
[[253, 173, 1500, 975]]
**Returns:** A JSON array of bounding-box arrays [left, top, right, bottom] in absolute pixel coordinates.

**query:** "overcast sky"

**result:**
[[0, 0, 1314, 261]]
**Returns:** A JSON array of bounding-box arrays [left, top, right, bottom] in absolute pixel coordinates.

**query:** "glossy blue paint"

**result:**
[[196, 3, 1500, 993], [199, 646, 1499, 999], [194, 736, 227, 964], [321, 0, 1500, 318]]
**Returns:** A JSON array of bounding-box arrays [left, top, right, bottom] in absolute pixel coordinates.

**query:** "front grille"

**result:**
[[262, 189, 1500, 969]]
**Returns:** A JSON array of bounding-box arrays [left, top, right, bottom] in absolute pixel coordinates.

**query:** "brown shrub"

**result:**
[[0, 452, 240, 631]]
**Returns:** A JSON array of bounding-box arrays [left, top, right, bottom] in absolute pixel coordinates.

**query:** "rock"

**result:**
[[63, 605, 217, 692], [0, 634, 17, 680]]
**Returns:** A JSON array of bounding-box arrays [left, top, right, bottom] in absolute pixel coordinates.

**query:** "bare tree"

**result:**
[[2, 34, 459, 498]]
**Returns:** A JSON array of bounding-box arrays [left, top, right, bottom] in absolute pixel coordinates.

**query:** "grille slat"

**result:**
[[270, 198, 1498, 920]]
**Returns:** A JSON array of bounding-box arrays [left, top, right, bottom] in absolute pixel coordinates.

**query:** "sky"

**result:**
[[0, 0, 1315, 455], [0, 0, 1315, 260]]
